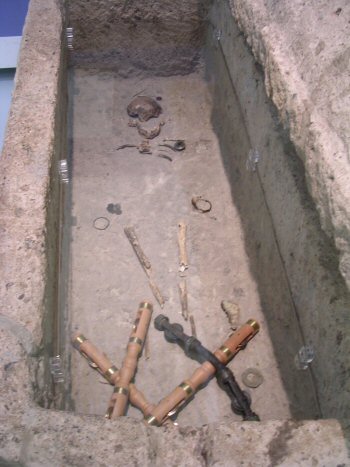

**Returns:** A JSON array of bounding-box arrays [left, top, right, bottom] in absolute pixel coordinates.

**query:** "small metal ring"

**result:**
[[191, 196, 212, 213], [139, 302, 153, 311], [93, 217, 110, 230], [173, 140, 186, 151], [129, 336, 143, 346], [219, 346, 233, 360], [114, 386, 129, 396], [145, 415, 159, 426], [104, 365, 118, 380], [247, 319, 260, 332], [179, 382, 194, 399], [72, 334, 86, 349]]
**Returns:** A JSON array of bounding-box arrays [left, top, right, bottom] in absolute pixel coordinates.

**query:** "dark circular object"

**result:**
[[173, 140, 186, 151], [154, 314, 169, 331], [156, 96, 162, 101], [93, 217, 110, 230]]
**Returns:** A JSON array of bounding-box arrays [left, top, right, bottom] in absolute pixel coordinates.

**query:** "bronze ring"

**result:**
[[104, 365, 118, 380], [105, 407, 113, 419], [72, 334, 86, 349], [114, 386, 129, 396], [247, 319, 259, 332], [179, 382, 194, 399], [129, 336, 143, 346], [93, 216, 110, 230], [139, 302, 153, 311], [191, 196, 212, 213], [219, 346, 233, 360], [145, 415, 159, 426]]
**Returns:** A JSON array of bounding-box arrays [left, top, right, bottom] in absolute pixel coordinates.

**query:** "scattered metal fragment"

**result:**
[[157, 154, 172, 162], [93, 217, 110, 230], [159, 140, 186, 152], [116, 144, 138, 150], [131, 89, 147, 98], [129, 119, 165, 139], [107, 203, 122, 215], [127, 96, 162, 121], [178, 280, 189, 321], [191, 196, 212, 213], [221, 301, 240, 331], [178, 221, 188, 273], [241, 368, 264, 388], [124, 226, 165, 308], [116, 141, 152, 154]]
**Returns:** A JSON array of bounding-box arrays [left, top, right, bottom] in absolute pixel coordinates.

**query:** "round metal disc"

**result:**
[[241, 368, 264, 388]]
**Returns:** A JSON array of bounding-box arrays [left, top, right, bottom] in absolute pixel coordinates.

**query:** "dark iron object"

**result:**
[[154, 314, 259, 421]]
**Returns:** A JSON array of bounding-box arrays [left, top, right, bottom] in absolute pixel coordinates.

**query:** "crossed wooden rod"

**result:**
[[72, 301, 259, 426]]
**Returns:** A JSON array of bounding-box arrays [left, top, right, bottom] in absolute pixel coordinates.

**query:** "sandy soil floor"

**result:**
[[67, 68, 291, 425]]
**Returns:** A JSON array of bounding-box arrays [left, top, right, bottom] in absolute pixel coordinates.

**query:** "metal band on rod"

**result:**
[[129, 336, 143, 346], [114, 386, 129, 396], [179, 382, 194, 399], [109, 301, 153, 418]]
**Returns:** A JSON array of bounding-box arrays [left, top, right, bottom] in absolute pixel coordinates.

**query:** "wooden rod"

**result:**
[[110, 301, 153, 418], [71, 332, 153, 417]]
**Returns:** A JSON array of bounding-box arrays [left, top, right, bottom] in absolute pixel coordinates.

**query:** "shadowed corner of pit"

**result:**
[[340, 419, 350, 462]]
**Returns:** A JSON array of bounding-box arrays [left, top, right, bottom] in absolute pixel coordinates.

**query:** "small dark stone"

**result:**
[[18, 294, 24, 300]]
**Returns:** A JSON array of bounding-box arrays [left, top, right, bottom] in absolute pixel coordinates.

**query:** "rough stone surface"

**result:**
[[207, 0, 350, 420], [228, 0, 350, 291], [67, 0, 212, 75], [0, 414, 349, 466], [0, 0, 66, 411]]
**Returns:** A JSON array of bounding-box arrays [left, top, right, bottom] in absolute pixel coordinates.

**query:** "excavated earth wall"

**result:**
[[0, 0, 349, 465]]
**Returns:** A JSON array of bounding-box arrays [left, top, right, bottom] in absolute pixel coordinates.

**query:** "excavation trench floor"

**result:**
[[67, 68, 290, 425]]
